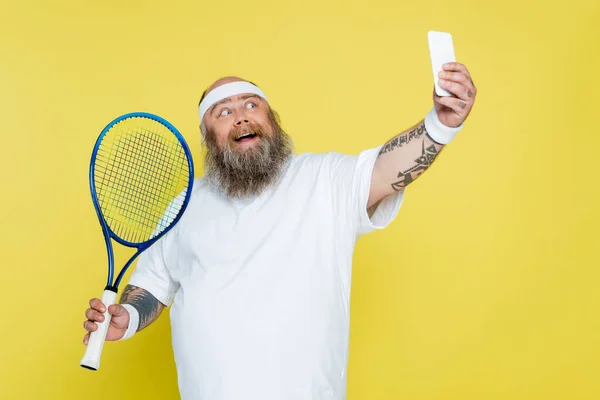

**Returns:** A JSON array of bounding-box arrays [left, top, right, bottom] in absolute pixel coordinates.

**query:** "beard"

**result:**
[[203, 109, 294, 200]]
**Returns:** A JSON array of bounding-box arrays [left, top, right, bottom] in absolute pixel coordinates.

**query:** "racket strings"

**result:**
[[110, 120, 186, 231], [97, 130, 185, 241], [94, 117, 190, 244], [98, 134, 164, 232]]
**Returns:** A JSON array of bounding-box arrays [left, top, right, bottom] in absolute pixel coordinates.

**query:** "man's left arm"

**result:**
[[368, 62, 478, 209]]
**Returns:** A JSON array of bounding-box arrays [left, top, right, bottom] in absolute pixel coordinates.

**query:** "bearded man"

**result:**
[[83, 64, 477, 400]]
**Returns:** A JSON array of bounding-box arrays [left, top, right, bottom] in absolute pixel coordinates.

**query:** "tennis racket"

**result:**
[[80, 112, 194, 371]]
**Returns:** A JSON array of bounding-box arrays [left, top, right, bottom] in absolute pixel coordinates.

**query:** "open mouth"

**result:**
[[234, 132, 258, 143]]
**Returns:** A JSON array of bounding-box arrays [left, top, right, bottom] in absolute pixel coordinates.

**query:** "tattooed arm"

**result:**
[[120, 284, 165, 332], [368, 120, 445, 208], [368, 62, 477, 209]]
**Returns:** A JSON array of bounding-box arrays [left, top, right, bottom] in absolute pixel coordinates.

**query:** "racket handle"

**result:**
[[80, 289, 118, 371]]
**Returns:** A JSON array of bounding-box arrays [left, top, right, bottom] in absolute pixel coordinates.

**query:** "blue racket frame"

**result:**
[[89, 112, 194, 291]]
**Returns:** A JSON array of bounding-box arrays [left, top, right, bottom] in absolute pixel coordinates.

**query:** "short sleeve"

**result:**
[[329, 145, 406, 236], [127, 236, 180, 306]]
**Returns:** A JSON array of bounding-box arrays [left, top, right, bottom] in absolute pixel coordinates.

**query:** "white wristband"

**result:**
[[424, 107, 463, 145], [118, 304, 140, 341]]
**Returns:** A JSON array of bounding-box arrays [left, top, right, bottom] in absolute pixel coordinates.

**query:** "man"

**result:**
[[83, 63, 476, 399]]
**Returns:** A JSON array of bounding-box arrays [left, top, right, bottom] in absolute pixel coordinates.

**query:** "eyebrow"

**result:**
[[209, 94, 261, 117]]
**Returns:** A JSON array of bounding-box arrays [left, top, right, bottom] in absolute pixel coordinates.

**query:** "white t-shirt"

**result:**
[[128, 145, 405, 400]]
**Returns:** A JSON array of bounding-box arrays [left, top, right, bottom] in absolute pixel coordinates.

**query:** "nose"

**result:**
[[234, 116, 250, 126]]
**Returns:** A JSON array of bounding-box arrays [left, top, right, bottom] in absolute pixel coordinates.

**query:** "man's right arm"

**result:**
[[83, 284, 165, 345], [120, 284, 165, 332]]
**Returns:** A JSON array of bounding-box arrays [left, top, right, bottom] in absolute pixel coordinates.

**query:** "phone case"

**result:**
[[428, 31, 456, 97]]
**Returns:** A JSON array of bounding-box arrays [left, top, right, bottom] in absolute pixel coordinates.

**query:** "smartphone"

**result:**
[[428, 31, 456, 97]]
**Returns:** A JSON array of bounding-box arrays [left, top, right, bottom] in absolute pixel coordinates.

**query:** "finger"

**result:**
[[84, 320, 98, 332], [443, 62, 476, 89], [438, 70, 474, 90], [89, 298, 106, 313], [438, 79, 473, 102], [442, 62, 471, 79], [85, 308, 105, 322], [109, 304, 127, 317], [83, 332, 90, 345], [438, 73, 476, 99], [434, 94, 471, 116]]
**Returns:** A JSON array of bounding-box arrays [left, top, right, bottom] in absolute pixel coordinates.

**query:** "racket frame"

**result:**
[[89, 111, 194, 289], [81, 112, 194, 371]]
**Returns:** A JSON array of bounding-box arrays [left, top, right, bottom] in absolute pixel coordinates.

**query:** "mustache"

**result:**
[[228, 123, 269, 142]]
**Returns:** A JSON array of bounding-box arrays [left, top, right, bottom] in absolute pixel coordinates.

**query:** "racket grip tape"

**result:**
[[80, 288, 118, 370]]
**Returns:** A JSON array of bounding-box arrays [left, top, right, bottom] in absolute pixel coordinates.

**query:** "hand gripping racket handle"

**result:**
[[80, 289, 118, 370]]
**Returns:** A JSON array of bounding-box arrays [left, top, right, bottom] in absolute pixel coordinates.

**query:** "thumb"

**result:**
[[108, 304, 128, 317]]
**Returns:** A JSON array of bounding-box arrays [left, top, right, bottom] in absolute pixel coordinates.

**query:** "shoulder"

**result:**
[[287, 151, 356, 175], [170, 176, 211, 207], [176, 176, 214, 216], [289, 146, 384, 182], [190, 176, 210, 195]]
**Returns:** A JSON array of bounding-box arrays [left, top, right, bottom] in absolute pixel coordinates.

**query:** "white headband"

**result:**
[[198, 81, 269, 122]]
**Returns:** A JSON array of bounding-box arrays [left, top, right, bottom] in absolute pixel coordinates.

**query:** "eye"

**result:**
[[219, 108, 232, 117], [246, 102, 257, 109]]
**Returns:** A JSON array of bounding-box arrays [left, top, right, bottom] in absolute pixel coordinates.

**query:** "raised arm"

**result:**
[[368, 62, 477, 208], [368, 119, 444, 208]]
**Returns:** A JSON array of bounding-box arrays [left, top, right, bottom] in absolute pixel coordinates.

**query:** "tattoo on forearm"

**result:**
[[391, 139, 441, 191], [377, 123, 426, 157], [120, 285, 163, 332]]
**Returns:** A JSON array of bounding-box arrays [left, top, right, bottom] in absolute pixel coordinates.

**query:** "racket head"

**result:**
[[89, 112, 194, 250]]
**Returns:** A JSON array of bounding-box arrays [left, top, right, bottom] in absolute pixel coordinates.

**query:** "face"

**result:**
[[201, 90, 293, 200], [203, 94, 273, 152]]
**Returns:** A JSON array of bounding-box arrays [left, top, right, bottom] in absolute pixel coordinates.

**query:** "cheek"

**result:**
[[210, 123, 232, 145], [253, 112, 273, 133], [217, 131, 231, 146]]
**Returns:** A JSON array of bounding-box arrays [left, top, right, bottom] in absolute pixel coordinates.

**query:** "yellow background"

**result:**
[[1, 0, 598, 398]]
